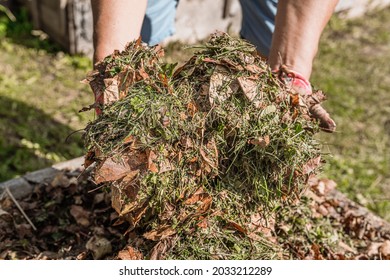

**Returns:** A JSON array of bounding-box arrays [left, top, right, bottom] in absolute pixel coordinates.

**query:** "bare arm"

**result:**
[[91, 0, 147, 64], [269, 0, 339, 80]]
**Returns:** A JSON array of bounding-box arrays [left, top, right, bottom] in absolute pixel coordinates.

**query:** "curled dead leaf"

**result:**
[[226, 221, 247, 235], [117, 246, 143, 260], [196, 196, 212, 214], [143, 226, 176, 241], [184, 187, 208, 205], [103, 78, 120, 105]]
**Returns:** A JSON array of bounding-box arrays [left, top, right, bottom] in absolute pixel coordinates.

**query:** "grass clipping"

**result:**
[[83, 33, 326, 259]]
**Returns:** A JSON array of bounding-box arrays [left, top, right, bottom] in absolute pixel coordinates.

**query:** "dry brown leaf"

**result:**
[[199, 147, 218, 170], [123, 135, 135, 144], [117, 246, 143, 260], [180, 136, 194, 149], [103, 78, 119, 104], [209, 65, 235, 106], [248, 135, 270, 148], [187, 101, 198, 117], [237, 76, 262, 108], [184, 187, 208, 205], [302, 156, 322, 175], [143, 226, 176, 241], [94, 157, 130, 184], [197, 216, 209, 229], [248, 212, 275, 238], [86, 236, 112, 260], [311, 243, 324, 260], [159, 158, 175, 173], [149, 237, 176, 260], [51, 172, 70, 188], [69, 205, 90, 227], [366, 242, 382, 257], [94, 150, 147, 184], [226, 221, 247, 235], [379, 240, 390, 259], [147, 150, 159, 173], [244, 63, 263, 74], [83, 150, 95, 168], [111, 187, 122, 214], [117, 70, 136, 99], [196, 196, 213, 214], [221, 58, 244, 71]]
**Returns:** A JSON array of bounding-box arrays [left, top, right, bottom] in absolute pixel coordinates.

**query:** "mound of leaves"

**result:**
[[82, 33, 329, 259]]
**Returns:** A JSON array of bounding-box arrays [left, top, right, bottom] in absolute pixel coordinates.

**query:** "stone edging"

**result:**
[[0, 157, 85, 199]]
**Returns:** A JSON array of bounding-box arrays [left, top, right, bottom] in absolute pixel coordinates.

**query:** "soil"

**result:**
[[1, 166, 389, 260]]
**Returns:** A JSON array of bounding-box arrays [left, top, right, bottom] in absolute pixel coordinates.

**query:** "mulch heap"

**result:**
[[81, 32, 390, 259], [2, 33, 389, 260], [83, 32, 326, 259]]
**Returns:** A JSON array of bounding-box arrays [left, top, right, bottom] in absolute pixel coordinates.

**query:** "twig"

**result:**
[[5, 187, 37, 231]]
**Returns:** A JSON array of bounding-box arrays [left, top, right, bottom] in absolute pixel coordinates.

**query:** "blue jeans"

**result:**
[[142, 0, 278, 56]]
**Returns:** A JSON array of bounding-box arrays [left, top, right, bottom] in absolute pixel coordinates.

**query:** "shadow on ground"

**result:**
[[0, 96, 85, 181]]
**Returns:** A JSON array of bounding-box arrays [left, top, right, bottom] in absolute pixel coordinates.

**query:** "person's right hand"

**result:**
[[276, 66, 336, 133]]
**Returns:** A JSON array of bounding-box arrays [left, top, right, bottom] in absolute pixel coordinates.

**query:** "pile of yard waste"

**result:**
[[83, 32, 327, 259], [2, 33, 388, 260]]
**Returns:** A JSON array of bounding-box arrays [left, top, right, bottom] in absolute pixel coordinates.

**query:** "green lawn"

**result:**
[[311, 10, 390, 220], [0, 7, 389, 220]]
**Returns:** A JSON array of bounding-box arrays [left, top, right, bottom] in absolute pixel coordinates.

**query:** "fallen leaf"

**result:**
[[366, 242, 382, 257], [237, 76, 262, 106], [196, 196, 213, 214], [184, 187, 208, 205], [143, 226, 176, 241], [51, 172, 70, 188], [248, 212, 275, 238], [302, 156, 322, 175], [69, 205, 90, 227], [197, 217, 209, 229], [117, 246, 143, 260], [86, 236, 112, 260], [209, 65, 235, 106], [248, 135, 270, 148], [0, 208, 12, 222], [147, 150, 159, 173], [226, 221, 247, 235], [149, 237, 176, 260], [94, 149, 147, 184], [123, 135, 135, 144], [103, 77, 119, 104], [117, 69, 136, 99], [380, 240, 390, 259], [290, 93, 300, 107], [244, 63, 263, 74], [187, 102, 198, 117]]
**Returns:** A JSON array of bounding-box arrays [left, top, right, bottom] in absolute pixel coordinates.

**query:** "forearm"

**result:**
[[269, 0, 339, 79], [91, 0, 147, 64]]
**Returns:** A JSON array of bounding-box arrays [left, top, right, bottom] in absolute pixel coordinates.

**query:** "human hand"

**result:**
[[276, 65, 336, 133]]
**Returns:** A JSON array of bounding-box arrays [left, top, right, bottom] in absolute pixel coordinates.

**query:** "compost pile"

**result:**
[[82, 33, 328, 259]]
